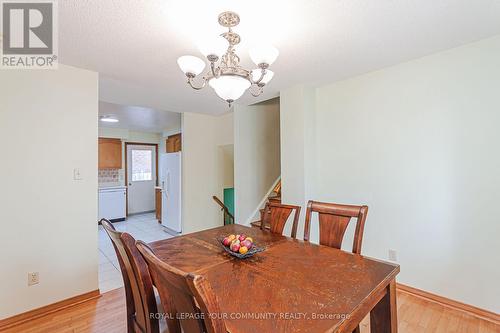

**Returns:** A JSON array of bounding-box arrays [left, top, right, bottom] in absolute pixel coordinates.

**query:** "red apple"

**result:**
[[222, 237, 231, 246], [230, 242, 241, 252], [238, 234, 247, 242], [241, 239, 253, 249]]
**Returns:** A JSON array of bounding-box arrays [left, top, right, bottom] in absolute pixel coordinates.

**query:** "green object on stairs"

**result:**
[[223, 188, 235, 225]]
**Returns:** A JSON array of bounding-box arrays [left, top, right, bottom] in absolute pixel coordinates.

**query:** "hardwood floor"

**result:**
[[0, 289, 126, 333], [1, 288, 498, 333], [360, 291, 499, 333]]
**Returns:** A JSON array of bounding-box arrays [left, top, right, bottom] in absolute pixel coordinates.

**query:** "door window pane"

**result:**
[[131, 150, 152, 181]]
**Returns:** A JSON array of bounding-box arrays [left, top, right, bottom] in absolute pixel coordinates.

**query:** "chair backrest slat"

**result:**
[[262, 202, 301, 238], [303, 201, 368, 254], [136, 240, 228, 333], [101, 219, 160, 333]]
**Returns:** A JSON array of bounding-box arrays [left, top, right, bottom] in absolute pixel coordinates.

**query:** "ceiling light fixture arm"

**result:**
[[186, 74, 207, 90], [250, 84, 264, 97], [250, 65, 269, 85], [207, 55, 221, 78]]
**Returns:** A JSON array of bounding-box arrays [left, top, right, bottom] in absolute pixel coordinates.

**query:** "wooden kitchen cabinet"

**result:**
[[98, 138, 122, 169], [166, 133, 182, 153], [155, 187, 162, 223]]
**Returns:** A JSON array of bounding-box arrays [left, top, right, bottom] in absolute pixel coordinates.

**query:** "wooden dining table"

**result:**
[[149, 224, 400, 333]]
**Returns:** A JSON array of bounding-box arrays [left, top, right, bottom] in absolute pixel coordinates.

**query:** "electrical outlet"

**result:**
[[388, 249, 398, 262], [28, 272, 39, 286]]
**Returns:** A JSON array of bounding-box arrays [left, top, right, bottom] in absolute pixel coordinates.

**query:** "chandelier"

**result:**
[[177, 11, 279, 107]]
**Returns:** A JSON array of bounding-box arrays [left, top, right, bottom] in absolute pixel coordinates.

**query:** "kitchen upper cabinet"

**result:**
[[99, 138, 122, 169], [166, 133, 181, 153]]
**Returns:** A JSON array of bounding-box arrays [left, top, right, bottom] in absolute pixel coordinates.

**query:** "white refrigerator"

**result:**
[[159, 152, 182, 233]]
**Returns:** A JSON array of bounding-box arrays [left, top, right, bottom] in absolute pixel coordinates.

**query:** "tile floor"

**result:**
[[98, 212, 173, 292]]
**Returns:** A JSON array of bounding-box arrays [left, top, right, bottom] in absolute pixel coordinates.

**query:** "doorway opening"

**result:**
[[125, 143, 158, 215], [97, 101, 182, 292], [217, 144, 234, 225]]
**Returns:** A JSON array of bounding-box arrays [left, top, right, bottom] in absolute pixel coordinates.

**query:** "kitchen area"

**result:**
[[98, 131, 182, 232], [96, 102, 182, 292]]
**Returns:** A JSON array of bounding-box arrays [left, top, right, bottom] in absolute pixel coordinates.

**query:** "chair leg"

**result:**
[[352, 325, 360, 333], [127, 316, 135, 333]]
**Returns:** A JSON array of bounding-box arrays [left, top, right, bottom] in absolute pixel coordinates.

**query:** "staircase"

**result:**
[[250, 180, 281, 230]]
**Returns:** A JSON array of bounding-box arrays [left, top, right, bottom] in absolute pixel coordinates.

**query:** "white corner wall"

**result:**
[[0, 65, 99, 319], [181, 112, 233, 233], [98, 128, 161, 144], [234, 98, 281, 225], [218, 145, 234, 190], [281, 36, 500, 313], [279, 87, 317, 237]]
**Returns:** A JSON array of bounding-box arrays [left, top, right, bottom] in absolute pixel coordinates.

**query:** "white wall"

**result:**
[[281, 36, 500, 312], [218, 145, 234, 190], [234, 98, 281, 225], [0, 65, 98, 319], [279, 87, 317, 237], [182, 112, 234, 233], [98, 128, 162, 143]]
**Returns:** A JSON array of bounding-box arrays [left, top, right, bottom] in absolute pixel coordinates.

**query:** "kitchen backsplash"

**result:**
[[98, 169, 123, 184]]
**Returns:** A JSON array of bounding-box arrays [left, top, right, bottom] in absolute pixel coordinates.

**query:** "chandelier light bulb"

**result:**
[[209, 76, 251, 102], [177, 55, 206, 76], [198, 36, 228, 59], [249, 45, 279, 66], [251, 69, 274, 84]]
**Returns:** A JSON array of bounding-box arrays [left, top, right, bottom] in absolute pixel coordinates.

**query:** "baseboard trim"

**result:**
[[397, 283, 499, 324], [0, 289, 101, 331], [1, 285, 497, 329]]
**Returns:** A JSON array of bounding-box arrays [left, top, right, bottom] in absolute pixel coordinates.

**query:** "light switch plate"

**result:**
[[73, 168, 83, 180], [388, 249, 398, 262]]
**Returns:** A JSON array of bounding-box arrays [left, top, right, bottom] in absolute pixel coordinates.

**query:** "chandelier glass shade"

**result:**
[[177, 11, 278, 106], [177, 55, 206, 76], [209, 76, 251, 101], [249, 45, 279, 66]]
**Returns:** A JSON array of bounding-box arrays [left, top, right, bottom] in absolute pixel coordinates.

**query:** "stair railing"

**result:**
[[212, 196, 235, 225], [272, 180, 281, 196]]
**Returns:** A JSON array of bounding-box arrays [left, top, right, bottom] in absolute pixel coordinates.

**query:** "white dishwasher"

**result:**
[[98, 186, 127, 222]]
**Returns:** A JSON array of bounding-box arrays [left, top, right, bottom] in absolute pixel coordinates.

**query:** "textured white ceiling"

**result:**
[[99, 101, 181, 133], [60, 0, 500, 115]]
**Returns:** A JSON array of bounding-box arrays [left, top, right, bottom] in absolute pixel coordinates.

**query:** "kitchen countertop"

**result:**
[[99, 185, 127, 191]]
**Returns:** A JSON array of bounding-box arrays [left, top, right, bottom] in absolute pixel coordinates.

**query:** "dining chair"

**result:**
[[261, 202, 301, 239], [136, 240, 228, 333], [303, 201, 368, 254], [303, 202, 368, 333], [101, 219, 176, 333]]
